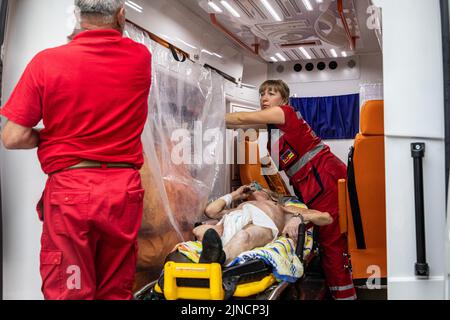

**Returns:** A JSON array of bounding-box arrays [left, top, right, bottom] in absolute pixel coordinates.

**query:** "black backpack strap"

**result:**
[[347, 146, 366, 249]]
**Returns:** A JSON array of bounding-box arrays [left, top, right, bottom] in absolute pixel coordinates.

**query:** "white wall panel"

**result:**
[[382, 0, 445, 139], [385, 138, 445, 299], [1, 0, 73, 300], [376, 0, 446, 299]]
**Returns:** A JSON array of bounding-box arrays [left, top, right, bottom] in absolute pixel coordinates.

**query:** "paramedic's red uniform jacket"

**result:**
[[269, 105, 356, 300], [0, 30, 151, 300]]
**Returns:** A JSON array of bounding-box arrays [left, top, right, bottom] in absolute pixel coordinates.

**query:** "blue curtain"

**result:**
[[290, 93, 360, 140]]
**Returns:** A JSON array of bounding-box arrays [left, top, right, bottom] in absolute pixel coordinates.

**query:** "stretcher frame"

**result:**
[[134, 223, 326, 301]]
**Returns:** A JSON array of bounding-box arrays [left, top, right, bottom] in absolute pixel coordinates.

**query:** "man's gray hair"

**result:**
[[75, 0, 125, 23]]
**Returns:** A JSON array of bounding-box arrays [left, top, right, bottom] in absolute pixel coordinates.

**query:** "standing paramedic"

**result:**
[[225, 80, 356, 300], [0, 0, 151, 300]]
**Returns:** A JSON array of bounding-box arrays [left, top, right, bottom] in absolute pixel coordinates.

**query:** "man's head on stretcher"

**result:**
[[194, 183, 333, 265]]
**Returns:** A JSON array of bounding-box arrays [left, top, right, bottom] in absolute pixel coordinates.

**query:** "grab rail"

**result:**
[[411, 142, 430, 278]]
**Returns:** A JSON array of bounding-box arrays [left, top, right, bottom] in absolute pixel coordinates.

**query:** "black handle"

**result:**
[[295, 220, 306, 263], [411, 143, 429, 278], [169, 44, 187, 62]]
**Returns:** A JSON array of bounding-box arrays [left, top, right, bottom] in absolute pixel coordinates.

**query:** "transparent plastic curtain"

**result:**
[[125, 23, 226, 285]]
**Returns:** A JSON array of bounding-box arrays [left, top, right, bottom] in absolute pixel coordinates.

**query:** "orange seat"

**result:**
[[239, 138, 270, 190], [338, 100, 387, 280], [239, 138, 291, 196]]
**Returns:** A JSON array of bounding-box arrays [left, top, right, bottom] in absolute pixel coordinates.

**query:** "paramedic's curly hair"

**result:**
[[75, 0, 125, 24]]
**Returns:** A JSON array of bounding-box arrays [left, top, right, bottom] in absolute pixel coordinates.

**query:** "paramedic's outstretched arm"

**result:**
[[226, 107, 285, 128], [204, 185, 252, 219], [282, 206, 333, 226], [227, 124, 268, 130], [1, 120, 40, 149]]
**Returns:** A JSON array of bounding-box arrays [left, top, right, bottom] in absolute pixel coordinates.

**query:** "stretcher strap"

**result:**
[[347, 146, 366, 249]]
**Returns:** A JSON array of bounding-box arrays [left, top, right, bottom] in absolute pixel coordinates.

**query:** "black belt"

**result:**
[[50, 161, 136, 175]]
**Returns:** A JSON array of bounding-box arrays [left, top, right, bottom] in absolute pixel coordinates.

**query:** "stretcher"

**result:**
[[134, 223, 327, 300]]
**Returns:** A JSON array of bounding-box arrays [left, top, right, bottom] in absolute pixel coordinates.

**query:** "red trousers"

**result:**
[[291, 152, 356, 300], [36, 168, 144, 300]]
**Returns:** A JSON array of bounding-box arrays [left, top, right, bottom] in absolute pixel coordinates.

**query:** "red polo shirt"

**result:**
[[0, 29, 151, 174]]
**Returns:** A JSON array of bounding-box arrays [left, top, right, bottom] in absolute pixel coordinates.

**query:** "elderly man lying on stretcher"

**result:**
[[194, 183, 333, 265]]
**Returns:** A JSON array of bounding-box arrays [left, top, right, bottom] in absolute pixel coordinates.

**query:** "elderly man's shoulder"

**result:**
[[29, 41, 80, 61], [24, 46, 65, 67], [123, 37, 151, 57], [29, 38, 151, 67]]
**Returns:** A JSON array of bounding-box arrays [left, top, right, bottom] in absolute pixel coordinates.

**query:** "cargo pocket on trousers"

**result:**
[[124, 189, 145, 234], [49, 191, 91, 236], [40, 250, 63, 298], [36, 193, 45, 222], [122, 242, 139, 293], [293, 163, 324, 207]]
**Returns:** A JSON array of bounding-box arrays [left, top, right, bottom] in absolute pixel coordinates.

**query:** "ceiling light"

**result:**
[[316, 0, 323, 3], [208, 1, 223, 13], [220, 1, 240, 17], [341, 51, 347, 57], [202, 49, 213, 55], [270, 57, 278, 62], [127, 1, 142, 10], [202, 49, 222, 59], [299, 47, 312, 60], [125, 1, 143, 13], [275, 53, 286, 62], [330, 48, 338, 58], [261, 0, 282, 22], [302, 0, 314, 11]]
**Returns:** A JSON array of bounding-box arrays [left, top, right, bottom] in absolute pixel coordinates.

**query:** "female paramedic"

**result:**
[[225, 80, 356, 300]]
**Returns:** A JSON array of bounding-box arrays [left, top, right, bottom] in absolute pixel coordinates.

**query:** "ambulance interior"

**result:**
[[0, 0, 450, 300]]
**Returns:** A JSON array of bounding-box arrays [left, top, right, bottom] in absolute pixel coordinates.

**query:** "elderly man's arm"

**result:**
[[1, 120, 40, 149], [205, 185, 253, 219], [282, 206, 333, 226], [302, 210, 333, 226], [204, 199, 229, 220]]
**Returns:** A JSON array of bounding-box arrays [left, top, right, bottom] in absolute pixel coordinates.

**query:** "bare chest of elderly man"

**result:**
[[234, 200, 286, 233]]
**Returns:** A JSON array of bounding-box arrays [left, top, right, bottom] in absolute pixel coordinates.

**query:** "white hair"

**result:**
[[75, 0, 125, 24]]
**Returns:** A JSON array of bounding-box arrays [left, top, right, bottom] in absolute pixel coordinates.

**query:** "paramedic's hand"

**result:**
[[231, 185, 253, 201], [282, 216, 303, 243]]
